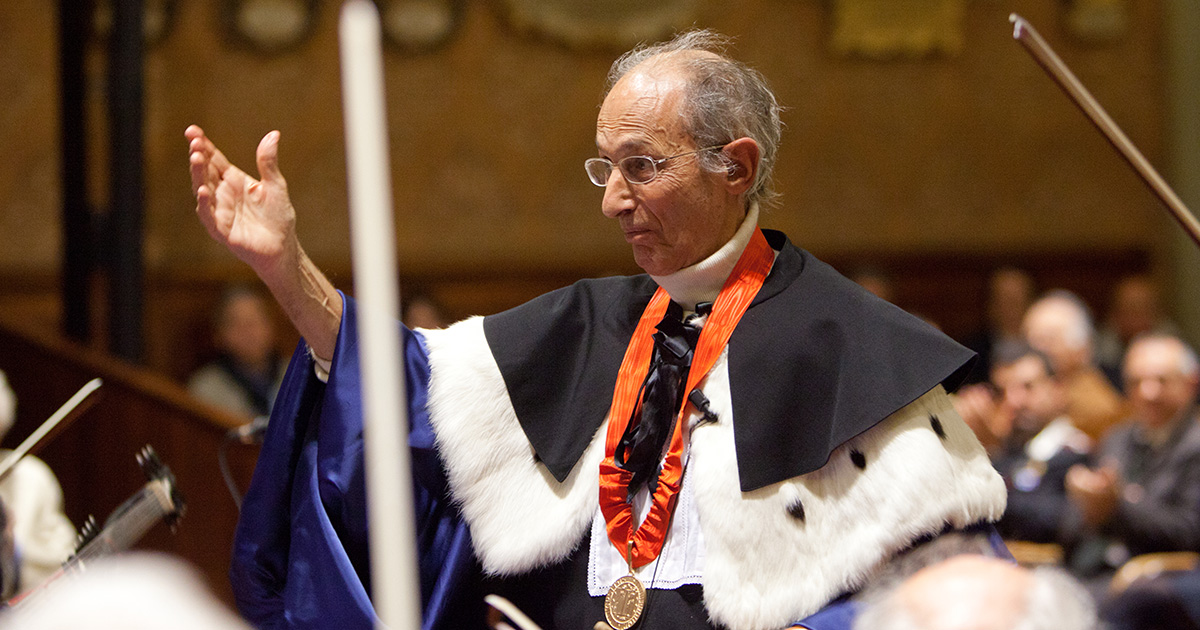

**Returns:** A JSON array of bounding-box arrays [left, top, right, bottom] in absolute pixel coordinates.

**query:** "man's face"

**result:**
[[219, 294, 276, 367], [993, 355, 1063, 433], [595, 66, 745, 276], [1124, 338, 1199, 430]]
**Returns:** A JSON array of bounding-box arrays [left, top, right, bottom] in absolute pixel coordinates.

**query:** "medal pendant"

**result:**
[[604, 574, 646, 630]]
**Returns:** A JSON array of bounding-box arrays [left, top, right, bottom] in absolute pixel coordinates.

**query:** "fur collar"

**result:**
[[423, 319, 1005, 630]]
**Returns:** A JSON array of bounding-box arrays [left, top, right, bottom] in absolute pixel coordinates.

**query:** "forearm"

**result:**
[[257, 243, 343, 360]]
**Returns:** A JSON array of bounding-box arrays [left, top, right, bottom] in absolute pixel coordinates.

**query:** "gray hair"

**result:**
[[1028, 290, 1095, 351], [1128, 332, 1200, 378], [605, 29, 783, 208], [853, 561, 1098, 630]]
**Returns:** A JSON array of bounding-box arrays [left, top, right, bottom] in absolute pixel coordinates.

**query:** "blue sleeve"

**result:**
[[795, 598, 859, 630], [229, 294, 475, 630]]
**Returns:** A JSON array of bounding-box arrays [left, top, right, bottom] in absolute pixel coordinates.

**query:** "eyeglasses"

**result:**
[[584, 145, 727, 187]]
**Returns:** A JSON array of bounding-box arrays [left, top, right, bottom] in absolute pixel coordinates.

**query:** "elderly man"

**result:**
[[1023, 291, 1126, 440], [1065, 334, 1200, 584], [187, 31, 1004, 630]]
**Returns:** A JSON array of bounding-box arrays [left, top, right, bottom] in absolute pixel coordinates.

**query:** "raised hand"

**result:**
[[185, 124, 342, 358], [186, 125, 297, 277]]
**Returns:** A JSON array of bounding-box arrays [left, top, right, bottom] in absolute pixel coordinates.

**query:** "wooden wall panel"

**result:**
[[0, 0, 1169, 281]]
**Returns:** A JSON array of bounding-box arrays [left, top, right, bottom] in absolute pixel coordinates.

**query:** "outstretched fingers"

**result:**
[[186, 125, 233, 197]]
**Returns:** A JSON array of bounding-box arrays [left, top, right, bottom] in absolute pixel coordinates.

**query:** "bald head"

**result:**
[[854, 555, 1098, 630], [1023, 291, 1094, 375], [895, 556, 1031, 630]]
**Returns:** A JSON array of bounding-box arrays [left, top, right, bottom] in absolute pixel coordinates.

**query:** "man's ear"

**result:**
[[720, 137, 760, 196]]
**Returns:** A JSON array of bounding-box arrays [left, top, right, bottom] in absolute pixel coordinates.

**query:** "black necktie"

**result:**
[[615, 301, 709, 501]]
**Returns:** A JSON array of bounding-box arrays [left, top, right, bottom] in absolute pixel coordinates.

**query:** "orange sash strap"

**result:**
[[599, 228, 775, 569]]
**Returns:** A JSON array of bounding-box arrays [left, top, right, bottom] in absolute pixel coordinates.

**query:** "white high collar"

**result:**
[[650, 204, 761, 311]]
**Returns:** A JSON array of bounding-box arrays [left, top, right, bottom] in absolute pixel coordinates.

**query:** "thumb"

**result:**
[[256, 130, 284, 184]]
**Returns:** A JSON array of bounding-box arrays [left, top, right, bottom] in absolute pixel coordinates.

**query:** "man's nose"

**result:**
[[1136, 379, 1162, 402], [601, 169, 634, 218]]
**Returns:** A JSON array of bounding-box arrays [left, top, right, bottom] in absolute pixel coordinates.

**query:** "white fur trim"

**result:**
[[423, 320, 1006, 629], [693, 384, 1007, 630], [422, 318, 603, 575]]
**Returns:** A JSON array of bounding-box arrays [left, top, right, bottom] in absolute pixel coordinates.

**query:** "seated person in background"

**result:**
[[400, 293, 448, 330], [1023, 290, 1127, 441], [0, 371, 75, 593], [1095, 275, 1179, 385], [847, 266, 895, 303], [1064, 334, 1200, 587], [187, 285, 285, 418], [853, 554, 1097, 630], [1101, 567, 1200, 630], [962, 267, 1036, 386], [990, 345, 1091, 544]]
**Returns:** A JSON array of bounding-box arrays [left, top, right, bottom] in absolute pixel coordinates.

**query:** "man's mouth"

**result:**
[[622, 226, 652, 242]]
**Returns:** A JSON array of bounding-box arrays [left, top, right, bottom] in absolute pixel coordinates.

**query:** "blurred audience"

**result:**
[[1063, 334, 1200, 589], [1096, 275, 1179, 386], [963, 267, 1036, 385], [848, 266, 896, 303], [187, 286, 284, 418], [1102, 567, 1200, 630], [1023, 290, 1127, 441], [853, 554, 1097, 630], [990, 345, 1092, 544], [401, 292, 448, 330], [0, 371, 75, 594]]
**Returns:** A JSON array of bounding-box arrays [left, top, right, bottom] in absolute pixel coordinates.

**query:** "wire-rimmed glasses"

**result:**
[[584, 145, 727, 187]]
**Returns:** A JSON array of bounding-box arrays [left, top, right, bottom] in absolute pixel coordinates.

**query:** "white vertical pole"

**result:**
[[339, 2, 421, 628]]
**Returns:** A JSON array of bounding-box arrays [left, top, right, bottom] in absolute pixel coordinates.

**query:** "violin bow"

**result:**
[[0, 378, 102, 483], [1010, 13, 1200, 249]]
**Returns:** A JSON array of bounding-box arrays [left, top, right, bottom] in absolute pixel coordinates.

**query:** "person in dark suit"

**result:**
[[1065, 334, 1200, 588], [989, 345, 1092, 543]]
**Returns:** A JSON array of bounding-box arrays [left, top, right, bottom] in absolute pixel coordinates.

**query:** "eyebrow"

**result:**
[[597, 138, 654, 158]]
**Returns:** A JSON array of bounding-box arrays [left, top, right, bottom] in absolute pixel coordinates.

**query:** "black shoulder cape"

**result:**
[[482, 230, 975, 492]]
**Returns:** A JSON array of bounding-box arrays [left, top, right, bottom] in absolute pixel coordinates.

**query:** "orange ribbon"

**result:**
[[599, 228, 774, 569]]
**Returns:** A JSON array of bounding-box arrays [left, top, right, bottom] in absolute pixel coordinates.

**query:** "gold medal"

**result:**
[[605, 541, 647, 630], [604, 574, 646, 630]]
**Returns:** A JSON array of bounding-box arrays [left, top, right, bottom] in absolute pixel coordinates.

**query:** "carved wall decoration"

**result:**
[[830, 0, 964, 59], [1065, 0, 1129, 44], [499, 0, 700, 50], [92, 0, 178, 45], [221, 0, 319, 53], [377, 0, 462, 52]]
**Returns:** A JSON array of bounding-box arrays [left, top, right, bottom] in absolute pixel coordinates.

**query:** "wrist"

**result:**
[[252, 234, 304, 291]]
